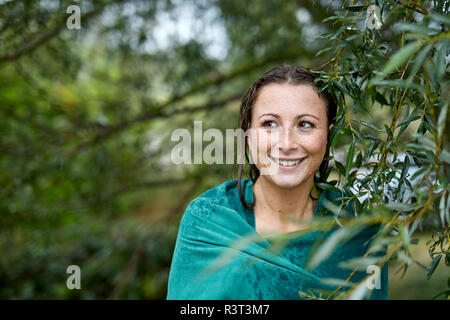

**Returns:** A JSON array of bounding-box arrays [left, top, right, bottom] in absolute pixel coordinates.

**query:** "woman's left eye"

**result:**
[[299, 121, 313, 129]]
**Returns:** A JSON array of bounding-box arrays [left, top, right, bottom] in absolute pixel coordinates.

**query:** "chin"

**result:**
[[264, 175, 306, 189]]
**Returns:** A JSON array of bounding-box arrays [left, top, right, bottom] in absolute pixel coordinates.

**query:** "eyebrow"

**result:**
[[257, 113, 319, 120]]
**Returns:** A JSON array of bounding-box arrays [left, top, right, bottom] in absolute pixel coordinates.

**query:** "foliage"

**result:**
[[0, 0, 448, 299], [301, 0, 449, 299]]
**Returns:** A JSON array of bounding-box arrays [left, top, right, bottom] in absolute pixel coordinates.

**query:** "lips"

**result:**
[[271, 157, 307, 168]]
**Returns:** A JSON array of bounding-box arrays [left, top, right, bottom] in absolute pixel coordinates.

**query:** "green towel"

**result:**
[[167, 179, 388, 300]]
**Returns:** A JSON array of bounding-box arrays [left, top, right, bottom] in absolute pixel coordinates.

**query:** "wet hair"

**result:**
[[237, 64, 337, 210]]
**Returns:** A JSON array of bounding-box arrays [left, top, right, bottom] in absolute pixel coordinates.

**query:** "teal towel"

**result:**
[[167, 179, 388, 300]]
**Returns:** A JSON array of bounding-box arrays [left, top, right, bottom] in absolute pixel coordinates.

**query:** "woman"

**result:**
[[167, 64, 388, 300]]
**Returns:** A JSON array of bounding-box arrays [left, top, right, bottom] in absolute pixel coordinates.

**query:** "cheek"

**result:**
[[302, 133, 328, 157], [247, 129, 276, 167], [248, 129, 271, 153]]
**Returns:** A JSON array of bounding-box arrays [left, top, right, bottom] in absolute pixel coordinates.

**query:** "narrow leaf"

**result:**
[[379, 41, 423, 78]]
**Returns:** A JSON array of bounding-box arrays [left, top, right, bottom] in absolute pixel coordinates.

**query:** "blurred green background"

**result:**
[[0, 0, 447, 299]]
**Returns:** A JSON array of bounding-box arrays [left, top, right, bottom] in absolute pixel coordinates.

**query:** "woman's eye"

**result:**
[[262, 120, 277, 128], [299, 121, 313, 129]]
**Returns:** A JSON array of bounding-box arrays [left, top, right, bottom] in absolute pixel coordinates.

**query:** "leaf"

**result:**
[[345, 141, 355, 176], [352, 130, 368, 153], [440, 149, 450, 164], [334, 161, 346, 176], [409, 165, 429, 181], [427, 254, 442, 280], [351, 119, 384, 133], [394, 23, 439, 35], [440, 194, 447, 226], [339, 256, 380, 271], [321, 278, 351, 288], [414, 133, 437, 151], [396, 115, 422, 128], [386, 170, 396, 183], [315, 47, 334, 57], [371, 79, 424, 94], [407, 44, 432, 81], [348, 281, 369, 300], [432, 289, 450, 300], [385, 202, 421, 212], [330, 128, 342, 148], [378, 41, 423, 78], [307, 226, 363, 270], [436, 39, 448, 80], [431, 13, 450, 25], [384, 124, 393, 138], [400, 155, 411, 180], [316, 182, 342, 193], [375, 91, 389, 105], [437, 104, 448, 140], [344, 5, 368, 12]]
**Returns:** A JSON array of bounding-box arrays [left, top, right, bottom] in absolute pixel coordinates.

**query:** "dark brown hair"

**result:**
[[237, 64, 337, 210]]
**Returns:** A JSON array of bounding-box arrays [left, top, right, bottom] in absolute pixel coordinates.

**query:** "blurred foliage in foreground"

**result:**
[[0, 0, 448, 299]]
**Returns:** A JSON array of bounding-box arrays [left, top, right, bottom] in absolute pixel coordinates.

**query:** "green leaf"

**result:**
[[330, 128, 342, 148], [407, 44, 432, 81], [351, 119, 384, 133], [339, 256, 380, 271], [410, 165, 429, 181], [400, 155, 411, 180], [439, 193, 447, 226], [384, 124, 393, 138], [437, 104, 448, 140], [307, 226, 363, 270], [414, 133, 437, 151], [396, 115, 422, 129], [345, 141, 355, 176], [386, 170, 396, 183], [378, 41, 423, 78], [394, 23, 439, 35], [316, 182, 342, 193], [385, 202, 421, 212], [431, 13, 450, 25], [334, 161, 346, 176], [440, 149, 450, 164], [436, 39, 448, 80], [372, 79, 425, 94], [375, 91, 389, 105], [348, 281, 369, 300], [432, 289, 450, 300], [315, 47, 334, 57], [427, 254, 442, 280], [344, 5, 368, 12]]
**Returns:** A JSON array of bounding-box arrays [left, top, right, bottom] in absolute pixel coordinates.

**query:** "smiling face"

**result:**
[[248, 83, 333, 189]]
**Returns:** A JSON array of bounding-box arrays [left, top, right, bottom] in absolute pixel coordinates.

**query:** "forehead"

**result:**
[[253, 83, 327, 119]]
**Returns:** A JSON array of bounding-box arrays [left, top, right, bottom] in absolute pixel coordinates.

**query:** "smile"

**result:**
[[271, 157, 307, 168]]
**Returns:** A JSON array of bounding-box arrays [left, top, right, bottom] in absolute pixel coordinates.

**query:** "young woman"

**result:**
[[167, 64, 388, 300]]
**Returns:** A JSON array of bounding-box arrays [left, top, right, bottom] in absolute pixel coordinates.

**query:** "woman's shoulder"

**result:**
[[181, 179, 250, 220], [177, 179, 255, 241], [187, 179, 236, 208]]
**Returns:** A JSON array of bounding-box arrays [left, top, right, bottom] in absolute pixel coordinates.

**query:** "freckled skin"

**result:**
[[248, 83, 332, 189]]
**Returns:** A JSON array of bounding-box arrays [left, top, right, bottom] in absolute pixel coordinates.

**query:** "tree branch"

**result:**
[[66, 47, 314, 155], [0, 3, 109, 64]]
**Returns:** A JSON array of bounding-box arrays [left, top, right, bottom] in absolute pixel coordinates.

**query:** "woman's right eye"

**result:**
[[262, 120, 277, 128]]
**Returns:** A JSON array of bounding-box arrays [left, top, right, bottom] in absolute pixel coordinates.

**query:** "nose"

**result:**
[[278, 127, 298, 153]]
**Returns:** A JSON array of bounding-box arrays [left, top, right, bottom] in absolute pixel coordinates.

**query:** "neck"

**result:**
[[253, 176, 318, 232]]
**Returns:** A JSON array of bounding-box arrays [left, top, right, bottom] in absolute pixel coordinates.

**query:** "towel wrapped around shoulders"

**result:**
[[167, 179, 388, 300]]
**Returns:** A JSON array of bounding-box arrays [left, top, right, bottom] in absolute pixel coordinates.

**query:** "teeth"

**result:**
[[278, 158, 304, 167]]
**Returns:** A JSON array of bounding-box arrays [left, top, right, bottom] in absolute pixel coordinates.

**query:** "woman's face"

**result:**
[[248, 83, 333, 189]]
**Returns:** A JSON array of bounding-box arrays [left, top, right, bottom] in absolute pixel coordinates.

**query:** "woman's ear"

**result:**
[[328, 123, 334, 131]]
